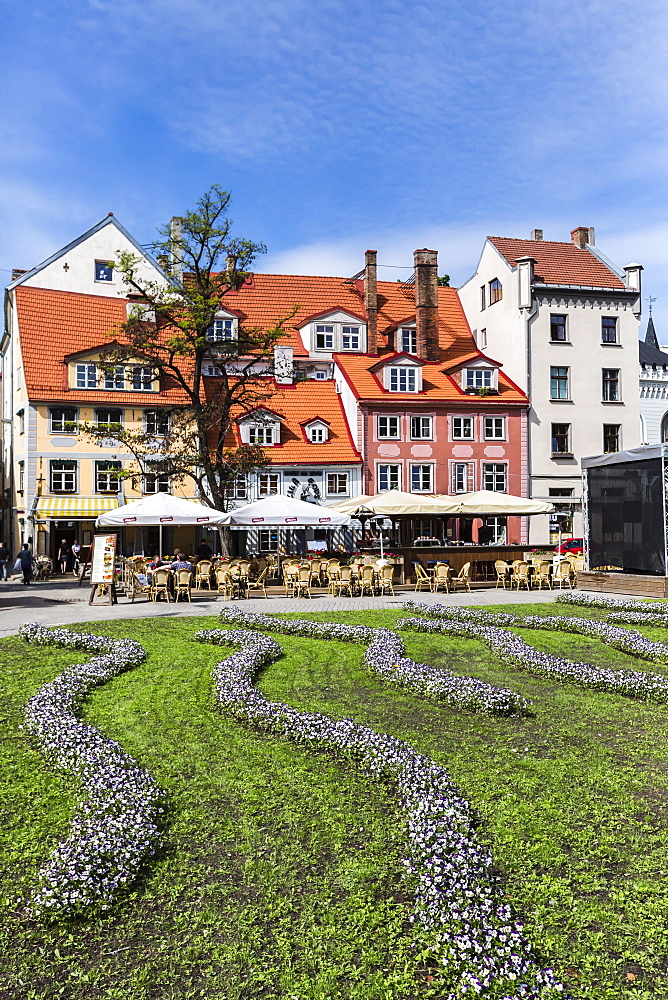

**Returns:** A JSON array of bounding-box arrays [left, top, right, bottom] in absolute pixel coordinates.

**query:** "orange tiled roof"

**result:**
[[210, 378, 362, 465], [14, 286, 190, 404], [488, 237, 626, 289]]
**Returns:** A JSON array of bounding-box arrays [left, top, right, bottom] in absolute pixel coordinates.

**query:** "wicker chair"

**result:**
[[247, 565, 269, 598], [451, 561, 471, 592], [414, 562, 432, 592], [511, 561, 531, 590], [195, 560, 213, 590], [294, 565, 312, 598], [283, 564, 299, 597], [533, 560, 552, 590], [215, 567, 234, 600], [151, 567, 171, 603], [378, 564, 395, 596], [553, 559, 574, 589], [336, 565, 354, 597], [494, 560, 510, 589], [431, 562, 451, 594], [359, 564, 376, 596], [174, 568, 192, 602]]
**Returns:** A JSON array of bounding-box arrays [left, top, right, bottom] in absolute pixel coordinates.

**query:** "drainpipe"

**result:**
[[516, 256, 538, 545]]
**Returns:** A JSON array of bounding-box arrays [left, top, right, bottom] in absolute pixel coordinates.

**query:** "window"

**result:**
[[602, 317, 618, 344], [131, 365, 154, 391], [489, 278, 503, 304], [95, 408, 123, 429], [258, 473, 280, 496], [549, 487, 574, 498], [307, 424, 327, 443], [104, 365, 125, 390], [483, 463, 506, 491], [377, 464, 400, 491], [18, 461, 24, 493], [389, 367, 417, 392], [203, 363, 223, 376], [400, 328, 417, 354], [50, 459, 77, 493], [327, 473, 349, 495], [314, 370, 327, 380], [550, 366, 570, 400], [603, 424, 621, 453], [76, 363, 97, 389], [143, 464, 171, 494], [50, 407, 78, 433], [484, 416, 505, 439], [207, 317, 235, 342], [410, 416, 432, 439], [341, 326, 360, 350], [248, 424, 275, 445], [144, 409, 170, 436], [95, 261, 113, 282], [258, 529, 279, 552], [465, 368, 494, 390], [484, 516, 507, 544], [96, 461, 122, 493], [478, 328, 487, 349], [480, 285, 486, 310], [550, 314, 567, 342], [315, 325, 335, 350], [17, 409, 25, 434], [224, 474, 247, 500], [452, 416, 473, 440], [602, 368, 620, 401], [410, 464, 433, 492], [451, 462, 474, 493], [551, 423, 571, 455], [377, 415, 400, 439]]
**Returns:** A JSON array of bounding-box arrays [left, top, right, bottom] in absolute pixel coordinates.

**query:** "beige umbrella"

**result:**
[[448, 490, 554, 515], [329, 489, 461, 515]]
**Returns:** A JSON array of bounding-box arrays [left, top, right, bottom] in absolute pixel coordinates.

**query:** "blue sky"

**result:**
[[2, 0, 667, 334]]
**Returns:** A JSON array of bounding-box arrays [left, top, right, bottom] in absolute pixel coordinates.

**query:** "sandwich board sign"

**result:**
[[88, 532, 118, 605]]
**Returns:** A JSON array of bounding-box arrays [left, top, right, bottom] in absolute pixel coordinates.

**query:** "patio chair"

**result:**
[[533, 560, 552, 590], [511, 561, 531, 590], [294, 565, 312, 599], [414, 562, 432, 592], [128, 570, 151, 603], [195, 560, 213, 590], [326, 562, 341, 595], [451, 561, 471, 592], [309, 559, 322, 586], [378, 563, 395, 596], [247, 565, 269, 598], [174, 568, 192, 602], [431, 562, 451, 594], [151, 567, 171, 603], [336, 565, 354, 597], [553, 559, 574, 589], [494, 560, 510, 588], [283, 564, 299, 597], [359, 564, 376, 596], [215, 567, 234, 600]]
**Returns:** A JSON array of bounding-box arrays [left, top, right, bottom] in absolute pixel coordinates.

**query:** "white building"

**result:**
[[458, 227, 642, 543], [639, 317, 668, 445]]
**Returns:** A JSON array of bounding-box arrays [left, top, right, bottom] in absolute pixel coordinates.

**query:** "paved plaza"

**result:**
[[0, 574, 600, 637]]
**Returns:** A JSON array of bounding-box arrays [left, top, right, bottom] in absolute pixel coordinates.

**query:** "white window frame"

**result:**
[[131, 365, 155, 392], [143, 463, 171, 495], [377, 464, 401, 492], [258, 473, 280, 496], [388, 367, 418, 393], [76, 363, 98, 389], [207, 315, 237, 343], [95, 408, 123, 430], [50, 459, 77, 493], [94, 261, 114, 282], [224, 473, 248, 501], [451, 462, 474, 493], [410, 464, 433, 493], [341, 325, 361, 350], [377, 415, 400, 439], [305, 421, 329, 443], [452, 416, 474, 440], [483, 462, 507, 492], [248, 424, 275, 446], [104, 365, 126, 391], [144, 409, 170, 437], [410, 415, 433, 440], [400, 327, 417, 354], [313, 320, 366, 353], [464, 368, 495, 390], [483, 416, 506, 440], [95, 460, 122, 494], [49, 407, 79, 434], [326, 472, 349, 495]]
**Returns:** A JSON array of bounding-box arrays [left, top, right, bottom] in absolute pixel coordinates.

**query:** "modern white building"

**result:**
[[459, 227, 642, 543], [639, 317, 668, 445]]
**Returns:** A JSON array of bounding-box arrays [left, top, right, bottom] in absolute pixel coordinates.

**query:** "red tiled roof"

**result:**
[[209, 379, 362, 465], [488, 238, 626, 289]]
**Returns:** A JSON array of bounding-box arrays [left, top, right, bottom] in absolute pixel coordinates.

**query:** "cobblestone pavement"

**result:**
[[0, 575, 602, 638]]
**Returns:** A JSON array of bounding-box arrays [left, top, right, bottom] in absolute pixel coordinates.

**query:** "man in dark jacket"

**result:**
[[18, 543, 34, 585], [0, 542, 9, 581]]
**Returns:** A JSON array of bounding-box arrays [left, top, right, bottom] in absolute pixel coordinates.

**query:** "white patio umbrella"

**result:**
[[447, 491, 554, 515], [219, 494, 350, 570], [96, 492, 229, 556], [329, 489, 461, 516]]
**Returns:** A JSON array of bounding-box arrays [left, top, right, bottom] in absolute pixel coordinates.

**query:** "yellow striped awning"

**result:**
[[35, 497, 120, 519]]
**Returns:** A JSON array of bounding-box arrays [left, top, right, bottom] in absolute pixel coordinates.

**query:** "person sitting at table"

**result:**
[[196, 541, 213, 559], [171, 552, 193, 572], [146, 555, 164, 582]]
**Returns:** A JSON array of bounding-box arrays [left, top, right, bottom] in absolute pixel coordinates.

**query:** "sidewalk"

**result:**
[[0, 575, 574, 638]]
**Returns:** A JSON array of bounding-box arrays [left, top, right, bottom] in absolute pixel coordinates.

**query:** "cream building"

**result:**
[[458, 227, 642, 543], [639, 317, 668, 445]]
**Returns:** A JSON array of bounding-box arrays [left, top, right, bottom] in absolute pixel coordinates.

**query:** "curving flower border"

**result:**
[[217, 606, 530, 717], [196, 626, 565, 1000], [556, 591, 668, 613], [400, 604, 668, 704], [20, 623, 164, 918]]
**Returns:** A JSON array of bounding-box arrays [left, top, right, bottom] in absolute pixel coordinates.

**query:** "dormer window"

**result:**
[[249, 425, 275, 445], [464, 368, 497, 391], [389, 366, 417, 392], [341, 326, 360, 350], [239, 409, 281, 447], [104, 365, 125, 390], [76, 363, 98, 389], [309, 313, 366, 353], [316, 325, 334, 350], [131, 365, 155, 391], [207, 314, 237, 343], [304, 419, 329, 443], [400, 327, 417, 354]]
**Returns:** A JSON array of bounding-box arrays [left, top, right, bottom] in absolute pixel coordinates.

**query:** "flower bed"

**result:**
[[196, 626, 564, 999], [20, 623, 164, 918], [399, 606, 668, 704], [556, 592, 668, 613], [217, 606, 529, 717]]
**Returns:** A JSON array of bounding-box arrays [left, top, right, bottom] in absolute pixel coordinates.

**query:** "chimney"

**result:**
[[274, 345, 294, 385], [571, 226, 594, 249], [364, 250, 378, 356], [11, 268, 27, 281], [530, 229, 543, 241], [414, 249, 439, 361]]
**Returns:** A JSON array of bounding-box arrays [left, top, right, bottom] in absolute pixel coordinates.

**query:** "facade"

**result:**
[[639, 317, 668, 445], [458, 227, 642, 543]]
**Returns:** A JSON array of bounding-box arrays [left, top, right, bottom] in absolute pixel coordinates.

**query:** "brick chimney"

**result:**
[[11, 268, 26, 281], [414, 249, 439, 361], [571, 226, 594, 248], [364, 250, 378, 356], [530, 229, 543, 241]]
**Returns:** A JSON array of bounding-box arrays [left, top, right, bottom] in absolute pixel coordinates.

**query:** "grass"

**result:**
[[1, 601, 668, 998]]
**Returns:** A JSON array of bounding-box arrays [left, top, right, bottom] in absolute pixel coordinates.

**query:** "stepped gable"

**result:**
[[489, 237, 626, 289]]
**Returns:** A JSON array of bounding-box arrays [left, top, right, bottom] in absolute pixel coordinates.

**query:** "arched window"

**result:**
[[661, 412, 668, 443]]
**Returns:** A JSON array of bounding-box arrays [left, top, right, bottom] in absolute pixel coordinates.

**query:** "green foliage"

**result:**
[[2, 605, 668, 998]]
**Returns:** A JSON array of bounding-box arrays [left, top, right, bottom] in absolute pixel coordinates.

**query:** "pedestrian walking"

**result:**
[[57, 538, 70, 574], [71, 540, 81, 575], [0, 541, 9, 581], [18, 543, 35, 585]]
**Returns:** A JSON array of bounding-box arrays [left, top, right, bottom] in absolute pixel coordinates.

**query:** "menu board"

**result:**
[[90, 533, 118, 585]]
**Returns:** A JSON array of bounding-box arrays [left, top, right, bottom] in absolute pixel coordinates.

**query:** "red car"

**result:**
[[555, 537, 584, 555]]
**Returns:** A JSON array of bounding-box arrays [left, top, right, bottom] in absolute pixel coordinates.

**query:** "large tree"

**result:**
[[82, 186, 293, 511]]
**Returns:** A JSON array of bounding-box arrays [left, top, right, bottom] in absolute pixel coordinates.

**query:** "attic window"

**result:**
[[313, 321, 365, 353], [249, 425, 275, 445], [95, 261, 113, 282], [388, 366, 419, 392], [400, 328, 417, 354], [464, 368, 496, 391], [240, 411, 281, 447], [306, 421, 329, 443], [207, 315, 237, 343]]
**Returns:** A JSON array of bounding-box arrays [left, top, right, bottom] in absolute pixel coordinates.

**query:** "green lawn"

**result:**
[[1, 603, 668, 999]]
